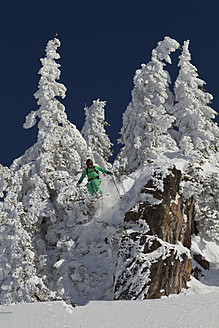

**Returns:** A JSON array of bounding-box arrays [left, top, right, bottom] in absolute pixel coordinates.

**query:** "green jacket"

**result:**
[[78, 165, 109, 184]]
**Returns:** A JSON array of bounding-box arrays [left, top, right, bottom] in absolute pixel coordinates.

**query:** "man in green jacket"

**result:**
[[77, 159, 112, 197]]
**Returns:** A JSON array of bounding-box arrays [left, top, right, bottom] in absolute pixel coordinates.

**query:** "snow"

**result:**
[[191, 233, 219, 287], [0, 291, 219, 328], [0, 35, 219, 325]]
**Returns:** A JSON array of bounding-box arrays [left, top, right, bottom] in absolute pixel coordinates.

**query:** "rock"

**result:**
[[191, 267, 204, 280], [135, 167, 196, 247], [193, 254, 210, 270], [146, 249, 192, 299], [114, 167, 195, 300], [114, 231, 192, 300]]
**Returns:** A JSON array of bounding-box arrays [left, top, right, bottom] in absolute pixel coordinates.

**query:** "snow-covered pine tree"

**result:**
[[114, 36, 180, 175], [1, 166, 50, 304], [196, 171, 219, 241], [0, 181, 54, 304], [81, 99, 113, 169], [0, 36, 90, 304], [12, 36, 89, 222], [173, 40, 219, 161], [173, 40, 219, 241], [23, 37, 88, 174], [0, 164, 11, 199]]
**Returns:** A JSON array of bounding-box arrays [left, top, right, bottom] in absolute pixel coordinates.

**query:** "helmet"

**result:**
[[86, 159, 93, 167]]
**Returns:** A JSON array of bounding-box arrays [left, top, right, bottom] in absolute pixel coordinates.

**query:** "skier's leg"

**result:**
[[92, 179, 102, 195], [86, 182, 95, 195]]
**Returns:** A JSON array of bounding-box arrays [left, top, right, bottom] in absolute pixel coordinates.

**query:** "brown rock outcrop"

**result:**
[[125, 167, 196, 247], [114, 167, 196, 300]]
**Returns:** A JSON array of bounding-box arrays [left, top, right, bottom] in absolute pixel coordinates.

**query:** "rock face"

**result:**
[[114, 167, 196, 300]]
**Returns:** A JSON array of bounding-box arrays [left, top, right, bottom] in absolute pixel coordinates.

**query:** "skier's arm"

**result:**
[[78, 169, 87, 184], [95, 165, 112, 175]]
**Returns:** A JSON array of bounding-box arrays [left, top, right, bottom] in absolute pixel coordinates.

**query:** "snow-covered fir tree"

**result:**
[[173, 40, 219, 161], [23, 37, 88, 174], [0, 164, 11, 199], [181, 161, 219, 242], [196, 171, 219, 241], [173, 40, 219, 241], [114, 37, 180, 175], [0, 179, 54, 304], [0, 36, 91, 304], [81, 99, 113, 169], [1, 166, 51, 304]]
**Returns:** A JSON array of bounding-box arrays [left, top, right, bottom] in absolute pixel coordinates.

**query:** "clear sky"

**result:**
[[0, 0, 218, 166]]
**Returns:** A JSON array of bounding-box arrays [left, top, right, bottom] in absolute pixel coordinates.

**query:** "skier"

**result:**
[[77, 159, 112, 198]]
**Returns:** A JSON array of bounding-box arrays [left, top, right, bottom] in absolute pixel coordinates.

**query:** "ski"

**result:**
[[72, 193, 109, 204], [90, 193, 109, 204]]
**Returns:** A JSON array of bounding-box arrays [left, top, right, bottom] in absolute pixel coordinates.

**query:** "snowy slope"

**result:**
[[1, 153, 218, 305], [0, 290, 218, 328], [67, 159, 219, 304]]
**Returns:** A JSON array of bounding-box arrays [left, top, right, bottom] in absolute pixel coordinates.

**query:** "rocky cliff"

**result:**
[[114, 167, 197, 300]]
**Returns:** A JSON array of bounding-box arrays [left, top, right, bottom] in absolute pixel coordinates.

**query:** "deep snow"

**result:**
[[0, 288, 218, 328]]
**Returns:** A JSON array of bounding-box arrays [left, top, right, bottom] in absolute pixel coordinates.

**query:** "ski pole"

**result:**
[[111, 175, 122, 198]]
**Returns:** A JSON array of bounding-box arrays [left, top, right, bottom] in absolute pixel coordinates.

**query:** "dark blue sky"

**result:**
[[1, 0, 218, 166]]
